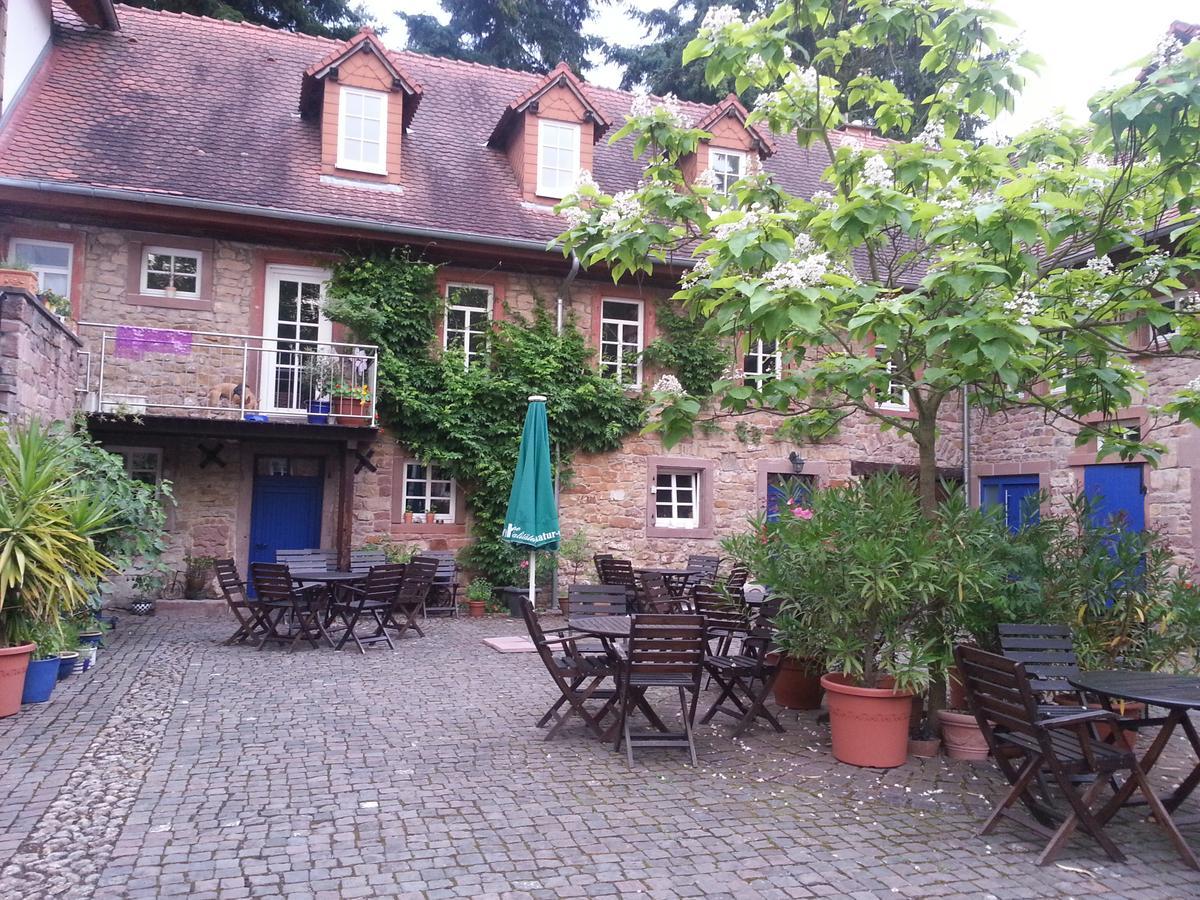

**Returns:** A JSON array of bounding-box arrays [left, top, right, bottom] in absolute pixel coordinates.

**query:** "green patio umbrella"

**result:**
[[503, 395, 560, 608]]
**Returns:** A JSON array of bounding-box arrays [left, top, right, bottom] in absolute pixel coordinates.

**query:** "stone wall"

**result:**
[[0, 287, 82, 424]]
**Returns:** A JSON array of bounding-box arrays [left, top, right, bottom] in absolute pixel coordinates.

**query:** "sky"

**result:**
[[364, 0, 1197, 134]]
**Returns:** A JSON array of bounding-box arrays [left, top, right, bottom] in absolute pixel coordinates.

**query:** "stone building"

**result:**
[[0, 3, 1192, 582]]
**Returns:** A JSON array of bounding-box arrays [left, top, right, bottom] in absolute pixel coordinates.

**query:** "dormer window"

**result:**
[[537, 119, 581, 199], [337, 86, 388, 174], [711, 148, 747, 195]]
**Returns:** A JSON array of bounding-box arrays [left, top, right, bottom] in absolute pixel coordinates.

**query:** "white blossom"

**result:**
[[700, 5, 742, 34], [575, 169, 599, 191], [1083, 152, 1111, 169], [754, 67, 820, 119], [559, 205, 590, 227], [860, 154, 893, 189], [810, 190, 837, 210], [652, 374, 687, 396], [1003, 290, 1040, 326], [681, 253, 715, 288], [1187, 375, 1200, 393], [837, 135, 864, 155], [1153, 34, 1184, 69], [1175, 291, 1200, 313], [598, 189, 643, 229], [915, 118, 943, 150], [761, 234, 832, 292], [629, 90, 686, 127], [1085, 255, 1114, 277], [695, 168, 720, 190]]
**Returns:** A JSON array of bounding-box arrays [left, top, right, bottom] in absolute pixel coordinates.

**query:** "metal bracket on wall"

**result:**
[[198, 441, 227, 469], [354, 446, 376, 475]]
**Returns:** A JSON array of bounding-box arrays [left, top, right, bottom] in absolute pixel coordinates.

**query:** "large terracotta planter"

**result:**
[[0, 643, 36, 718], [332, 396, 368, 425], [821, 673, 913, 768], [770, 655, 824, 709], [938, 709, 990, 760], [0, 268, 38, 295]]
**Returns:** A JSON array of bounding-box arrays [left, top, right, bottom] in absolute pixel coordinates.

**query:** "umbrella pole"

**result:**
[[529, 550, 536, 610]]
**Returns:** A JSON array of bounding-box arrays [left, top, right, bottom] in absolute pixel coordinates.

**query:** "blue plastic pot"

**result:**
[[78, 631, 102, 647], [21, 658, 59, 704], [307, 400, 331, 425], [57, 653, 78, 681]]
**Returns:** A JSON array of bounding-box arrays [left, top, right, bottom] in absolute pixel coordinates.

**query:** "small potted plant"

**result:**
[[424, 509, 437, 525], [557, 530, 591, 615], [465, 579, 492, 618], [403, 504, 414, 524], [331, 381, 371, 425], [0, 259, 38, 295], [15, 619, 65, 705], [183, 555, 216, 600], [302, 355, 339, 424]]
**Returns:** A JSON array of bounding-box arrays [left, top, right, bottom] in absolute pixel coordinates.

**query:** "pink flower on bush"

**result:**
[[794, 507, 814, 520]]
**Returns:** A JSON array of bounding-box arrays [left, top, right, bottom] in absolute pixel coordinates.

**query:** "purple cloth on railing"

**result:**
[[113, 326, 193, 360]]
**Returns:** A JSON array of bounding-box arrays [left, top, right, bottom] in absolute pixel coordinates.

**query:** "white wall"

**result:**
[[2, 0, 53, 115]]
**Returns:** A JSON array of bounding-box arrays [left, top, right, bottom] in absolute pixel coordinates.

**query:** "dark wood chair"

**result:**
[[597, 557, 637, 591], [275, 548, 336, 572], [614, 614, 707, 766], [686, 554, 723, 585], [693, 584, 750, 656], [383, 557, 437, 638], [592, 553, 615, 581], [997, 624, 1090, 715], [567, 583, 632, 617], [954, 644, 1198, 869], [214, 558, 269, 645], [720, 564, 750, 601], [332, 563, 407, 652], [702, 600, 784, 736], [521, 597, 619, 740], [250, 562, 327, 651], [349, 549, 389, 574], [635, 572, 682, 614], [419, 551, 460, 617]]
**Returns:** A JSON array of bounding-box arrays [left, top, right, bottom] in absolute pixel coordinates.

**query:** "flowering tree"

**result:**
[[556, 0, 1200, 516]]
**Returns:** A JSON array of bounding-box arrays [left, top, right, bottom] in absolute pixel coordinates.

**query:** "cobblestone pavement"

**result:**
[[3, 611, 1200, 899]]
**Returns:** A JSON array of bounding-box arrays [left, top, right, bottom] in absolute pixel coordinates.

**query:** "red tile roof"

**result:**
[[488, 61, 611, 145], [298, 26, 422, 127], [696, 94, 777, 157], [0, 5, 841, 252]]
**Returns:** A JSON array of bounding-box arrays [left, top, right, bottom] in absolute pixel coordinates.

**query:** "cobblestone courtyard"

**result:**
[[2, 611, 1200, 899]]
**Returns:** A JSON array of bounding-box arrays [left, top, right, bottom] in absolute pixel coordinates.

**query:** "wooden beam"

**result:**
[[336, 441, 357, 570]]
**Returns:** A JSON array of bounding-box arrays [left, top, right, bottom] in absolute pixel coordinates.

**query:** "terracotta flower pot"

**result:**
[[908, 737, 941, 759], [0, 643, 36, 718], [821, 673, 913, 768], [770, 655, 824, 709], [332, 396, 367, 425], [558, 597, 569, 616], [938, 709, 990, 760], [1088, 701, 1145, 750], [0, 268, 38, 295], [467, 600, 486, 618]]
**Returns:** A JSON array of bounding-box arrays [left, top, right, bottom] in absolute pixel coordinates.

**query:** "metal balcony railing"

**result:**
[[77, 322, 378, 426]]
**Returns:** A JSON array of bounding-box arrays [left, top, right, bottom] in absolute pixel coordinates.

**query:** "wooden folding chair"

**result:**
[[382, 557, 437, 638], [693, 584, 750, 657], [275, 548, 336, 571], [214, 558, 269, 645], [251, 563, 328, 651], [592, 553, 615, 580], [419, 551, 460, 617], [614, 614, 706, 766], [701, 601, 783, 736], [349, 549, 389, 574], [332, 563, 406, 652], [567, 583, 632, 617], [521, 598, 618, 740], [955, 644, 1198, 869], [635, 572, 683, 614], [686, 553, 723, 585]]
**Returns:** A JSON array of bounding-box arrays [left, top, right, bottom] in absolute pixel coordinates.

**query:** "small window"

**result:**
[[600, 298, 643, 386], [338, 86, 388, 174], [710, 148, 747, 195], [875, 345, 910, 411], [536, 120, 581, 198], [765, 472, 813, 522], [980, 475, 1040, 533], [744, 337, 780, 382], [444, 284, 493, 369], [402, 462, 456, 523], [141, 247, 201, 297], [110, 447, 162, 487], [10, 238, 73, 299], [655, 470, 699, 529]]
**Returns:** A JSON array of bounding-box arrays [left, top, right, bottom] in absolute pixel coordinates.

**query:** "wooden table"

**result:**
[[288, 571, 365, 647], [568, 614, 632, 639], [634, 567, 700, 598], [1069, 671, 1200, 822]]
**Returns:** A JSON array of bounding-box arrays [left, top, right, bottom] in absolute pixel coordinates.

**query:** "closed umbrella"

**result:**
[[503, 395, 560, 609]]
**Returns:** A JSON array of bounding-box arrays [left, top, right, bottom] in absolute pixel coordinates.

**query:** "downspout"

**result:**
[[551, 253, 580, 609], [962, 386, 972, 506]]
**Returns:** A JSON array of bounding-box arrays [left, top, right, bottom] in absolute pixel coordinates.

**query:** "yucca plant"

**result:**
[[0, 421, 116, 647]]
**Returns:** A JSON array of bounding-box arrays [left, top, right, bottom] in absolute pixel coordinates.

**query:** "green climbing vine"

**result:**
[[641, 301, 728, 397], [325, 249, 645, 585]]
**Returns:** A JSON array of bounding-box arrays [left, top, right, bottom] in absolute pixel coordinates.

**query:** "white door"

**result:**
[[260, 265, 333, 414]]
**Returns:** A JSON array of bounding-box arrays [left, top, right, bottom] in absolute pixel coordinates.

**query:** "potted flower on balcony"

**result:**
[[0, 258, 38, 296], [301, 355, 339, 424], [331, 381, 371, 425]]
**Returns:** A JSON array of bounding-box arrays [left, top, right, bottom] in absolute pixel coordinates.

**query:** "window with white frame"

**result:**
[[444, 284, 493, 368], [744, 337, 780, 382], [600, 298, 643, 386], [875, 345, 910, 411], [710, 148, 747, 195], [654, 470, 700, 529], [337, 86, 388, 174], [10, 238, 73, 298], [536, 119, 580, 198], [110, 447, 163, 487], [402, 462, 456, 522], [141, 247, 201, 297]]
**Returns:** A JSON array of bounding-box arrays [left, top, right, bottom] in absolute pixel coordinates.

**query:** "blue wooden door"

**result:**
[[980, 475, 1040, 533], [248, 473, 324, 577], [1083, 464, 1145, 533]]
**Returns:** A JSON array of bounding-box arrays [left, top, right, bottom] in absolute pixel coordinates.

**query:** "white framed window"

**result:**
[[744, 337, 780, 382], [109, 447, 163, 487], [600, 298, 643, 386], [444, 283, 493, 369], [710, 148, 747, 195], [1151, 295, 1181, 347], [875, 345, 910, 411], [141, 247, 201, 297], [402, 462, 456, 523], [536, 119, 581, 198], [654, 470, 699, 529], [10, 238, 73, 298], [337, 86, 388, 174]]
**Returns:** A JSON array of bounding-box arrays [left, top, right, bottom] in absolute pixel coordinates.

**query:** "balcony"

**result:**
[[77, 322, 379, 432]]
